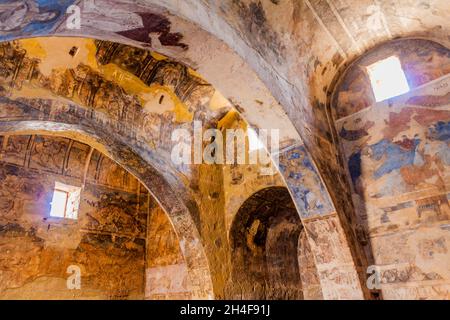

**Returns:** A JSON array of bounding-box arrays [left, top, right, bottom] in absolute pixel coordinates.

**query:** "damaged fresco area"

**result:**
[[0, 34, 368, 299], [145, 203, 192, 300], [0, 134, 197, 300], [116, 12, 188, 49], [0, 37, 229, 159], [278, 145, 334, 218], [334, 40, 450, 299], [0, 133, 161, 299], [218, 110, 352, 299], [0, 0, 449, 301], [0, 37, 301, 300], [0, 0, 188, 51], [0, 0, 76, 41]]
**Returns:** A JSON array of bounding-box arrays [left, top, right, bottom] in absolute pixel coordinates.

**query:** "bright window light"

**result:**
[[247, 128, 265, 152], [367, 56, 410, 102], [49, 182, 81, 219], [50, 190, 68, 218]]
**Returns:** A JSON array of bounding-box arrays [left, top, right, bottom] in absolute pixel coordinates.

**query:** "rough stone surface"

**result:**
[[0, 1, 448, 300], [0, 134, 149, 299]]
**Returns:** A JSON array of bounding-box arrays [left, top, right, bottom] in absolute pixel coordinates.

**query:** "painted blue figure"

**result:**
[[282, 145, 333, 218], [370, 136, 421, 179], [0, 0, 75, 40]]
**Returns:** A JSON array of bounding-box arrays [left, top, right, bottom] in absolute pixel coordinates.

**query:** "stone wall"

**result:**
[[145, 202, 192, 299], [0, 134, 149, 299], [0, 0, 448, 300], [218, 111, 323, 300], [332, 39, 450, 299]]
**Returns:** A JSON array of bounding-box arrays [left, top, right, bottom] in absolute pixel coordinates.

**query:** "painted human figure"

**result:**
[[0, 0, 57, 34]]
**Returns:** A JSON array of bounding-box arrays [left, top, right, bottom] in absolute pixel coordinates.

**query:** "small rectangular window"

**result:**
[[50, 182, 81, 219], [49, 190, 68, 218], [367, 56, 410, 102]]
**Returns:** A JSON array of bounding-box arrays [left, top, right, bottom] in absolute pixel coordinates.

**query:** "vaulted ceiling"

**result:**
[[0, 0, 448, 300]]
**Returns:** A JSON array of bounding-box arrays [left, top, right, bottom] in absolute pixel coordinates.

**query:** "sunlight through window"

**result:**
[[367, 56, 410, 102], [50, 190, 68, 218], [49, 182, 81, 219]]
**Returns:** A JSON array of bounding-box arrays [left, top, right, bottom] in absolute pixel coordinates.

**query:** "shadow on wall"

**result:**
[[226, 187, 323, 300]]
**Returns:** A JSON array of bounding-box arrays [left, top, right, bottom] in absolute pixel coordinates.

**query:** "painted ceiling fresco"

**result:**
[[0, 0, 76, 40], [333, 39, 450, 120], [0, 36, 339, 223], [0, 133, 150, 298], [0, 37, 226, 124], [0, 0, 448, 300], [333, 39, 450, 299], [0, 36, 223, 299]]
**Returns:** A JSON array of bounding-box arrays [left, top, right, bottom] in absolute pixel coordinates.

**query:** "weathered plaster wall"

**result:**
[[228, 187, 322, 300], [298, 229, 324, 300], [145, 201, 192, 299], [0, 37, 335, 299], [0, 134, 149, 299], [0, 5, 371, 298], [0, 2, 447, 299], [333, 39, 450, 299], [0, 37, 223, 298]]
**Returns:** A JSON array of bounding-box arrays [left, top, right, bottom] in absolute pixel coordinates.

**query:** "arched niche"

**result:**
[[0, 118, 215, 299], [228, 187, 321, 300]]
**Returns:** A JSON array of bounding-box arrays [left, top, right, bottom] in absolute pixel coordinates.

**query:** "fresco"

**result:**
[[0, 0, 76, 41], [338, 74, 450, 200], [333, 39, 450, 119], [335, 68, 450, 299], [0, 0, 447, 301], [116, 12, 188, 49], [279, 145, 334, 218], [0, 38, 223, 153], [0, 36, 366, 299], [0, 133, 151, 298], [0, 37, 338, 223]]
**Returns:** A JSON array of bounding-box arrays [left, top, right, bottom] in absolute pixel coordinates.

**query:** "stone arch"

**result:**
[[228, 186, 304, 300], [0, 1, 447, 300], [0, 33, 366, 299], [0, 2, 378, 295], [0, 115, 214, 299], [329, 38, 450, 120]]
